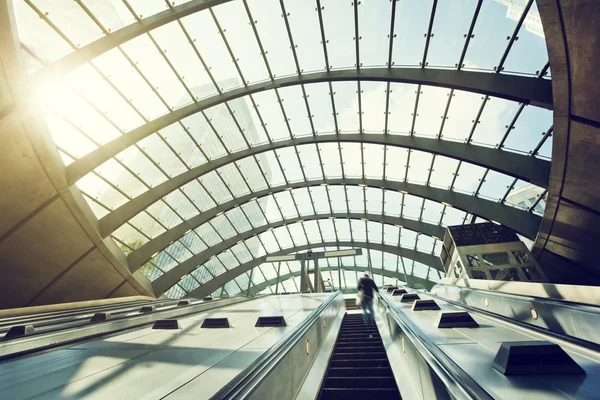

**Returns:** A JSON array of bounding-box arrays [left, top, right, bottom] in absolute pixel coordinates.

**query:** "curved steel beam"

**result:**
[[30, 0, 232, 85], [129, 199, 445, 271], [246, 266, 435, 296], [150, 214, 443, 296], [184, 241, 439, 299], [66, 68, 553, 184], [98, 135, 548, 237], [107, 178, 540, 249]]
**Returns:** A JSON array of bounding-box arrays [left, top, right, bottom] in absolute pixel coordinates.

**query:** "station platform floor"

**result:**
[[0, 294, 332, 400]]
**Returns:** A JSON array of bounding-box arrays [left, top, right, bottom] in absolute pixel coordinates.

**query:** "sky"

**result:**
[[12, 0, 551, 296]]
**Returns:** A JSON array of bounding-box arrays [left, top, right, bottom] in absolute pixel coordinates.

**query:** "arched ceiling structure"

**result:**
[[14, 0, 553, 299]]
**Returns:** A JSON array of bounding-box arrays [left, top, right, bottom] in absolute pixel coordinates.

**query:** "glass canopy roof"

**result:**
[[14, 0, 551, 298]]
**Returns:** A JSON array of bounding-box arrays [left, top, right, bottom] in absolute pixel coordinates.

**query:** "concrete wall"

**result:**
[[0, 0, 153, 308], [534, 0, 600, 285]]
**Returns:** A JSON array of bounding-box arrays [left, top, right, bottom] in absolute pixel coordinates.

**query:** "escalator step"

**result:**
[[323, 376, 398, 389], [330, 359, 390, 368], [334, 346, 385, 353], [332, 352, 387, 360], [335, 341, 381, 347], [327, 367, 394, 377], [320, 388, 401, 400]]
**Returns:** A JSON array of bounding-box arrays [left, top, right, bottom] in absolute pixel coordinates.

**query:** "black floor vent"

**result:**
[[391, 288, 408, 296], [178, 300, 191, 306], [412, 299, 440, 311], [386, 287, 398, 293], [437, 311, 479, 328], [152, 319, 181, 330], [255, 316, 287, 327], [201, 318, 231, 328], [139, 306, 156, 313], [399, 293, 420, 302], [203, 296, 213, 301], [90, 313, 112, 322], [493, 341, 585, 375], [5, 325, 35, 338]]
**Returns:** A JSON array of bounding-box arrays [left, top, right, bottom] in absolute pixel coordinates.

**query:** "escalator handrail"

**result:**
[[377, 292, 493, 400], [210, 291, 342, 400]]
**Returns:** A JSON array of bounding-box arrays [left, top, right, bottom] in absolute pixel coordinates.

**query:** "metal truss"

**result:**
[[183, 241, 440, 299], [97, 133, 549, 238], [129, 208, 445, 271], [150, 214, 444, 295], [246, 265, 434, 296], [65, 67, 552, 184], [106, 177, 540, 247]]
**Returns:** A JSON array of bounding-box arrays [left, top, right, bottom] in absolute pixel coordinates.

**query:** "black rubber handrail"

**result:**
[[377, 293, 493, 400], [210, 291, 342, 400]]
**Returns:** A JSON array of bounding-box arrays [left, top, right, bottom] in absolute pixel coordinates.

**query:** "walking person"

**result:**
[[357, 273, 379, 325]]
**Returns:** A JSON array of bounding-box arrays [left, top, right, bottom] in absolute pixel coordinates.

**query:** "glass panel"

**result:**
[[414, 86, 450, 138], [246, 0, 297, 78], [489, 267, 520, 281], [334, 82, 359, 133], [284, 0, 325, 73], [304, 220, 323, 244], [199, 171, 234, 204], [481, 252, 511, 267], [297, 144, 324, 181], [120, 34, 190, 108], [138, 134, 187, 177], [319, 219, 337, 242], [361, 82, 387, 133], [181, 10, 242, 91], [407, 151, 433, 184], [181, 180, 216, 212], [92, 49, 168, 120], [277, 147, 304, 183], [237, 157, 269, 192], [310, 186, 330, 214], [363, 144, 384, 179], [273, 191, 298, 219], [204, 104, 248, 153], [340, 143, 362, 178], [328, 186, 347, 213], [392, 0, 433, 67], [279, 86, 312, 137], [305, 83, 335, 134], [218, 164, 250, 198], [151, 21, 216, 101], [288, 223, 308, 246], [147, 201, 183, 229], [334, 219, 351, 242], [427, 0, 478, 68], [463, 0, 522, 71], [471, 98, 522, 148], [251, 91, 291, 142], [359, 0, 391, 67], [365, 188, 383, 215], [384, 191, 402, 217], [344, 186, 362, 213], [366, 221, 382, 243], [182, 113, 226, 160], [502, 2, 547, 75], [319, 144, 343, 178], [259, 196, 283, 223], [213, 1, 269, 84]]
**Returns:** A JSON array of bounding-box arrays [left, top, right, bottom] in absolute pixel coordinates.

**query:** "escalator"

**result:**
[[317, 313, 401, 399]]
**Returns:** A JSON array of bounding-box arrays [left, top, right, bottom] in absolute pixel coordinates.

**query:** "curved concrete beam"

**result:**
[[150, 214, 444, 295], [129, 199, 445, 271], [246, 265, 435, 296], [66, 68, 553, 184], [184, 241, 438, 299], [109, 178, 540, 249], [98, 135, 548, 237], [30, 0, 232, 85]]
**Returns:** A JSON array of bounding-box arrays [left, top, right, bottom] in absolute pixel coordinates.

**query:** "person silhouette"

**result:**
[[357, 273, 379, 324]]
